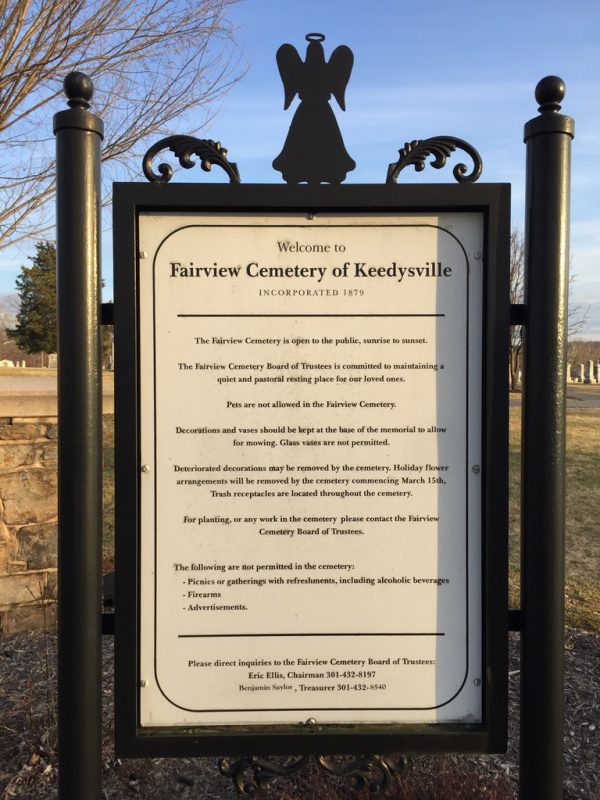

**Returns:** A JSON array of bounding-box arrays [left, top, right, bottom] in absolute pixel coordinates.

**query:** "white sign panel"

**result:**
[[137, 212, 483, 727]]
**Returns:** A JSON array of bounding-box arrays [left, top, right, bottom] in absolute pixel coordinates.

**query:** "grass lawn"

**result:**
[[509, 407, 600, 631]]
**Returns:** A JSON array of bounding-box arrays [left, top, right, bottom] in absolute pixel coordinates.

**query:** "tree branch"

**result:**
[[0, 0, 243, 250]]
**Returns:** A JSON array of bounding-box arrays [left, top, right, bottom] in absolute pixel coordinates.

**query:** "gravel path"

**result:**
[[1, 628, 598, 798]]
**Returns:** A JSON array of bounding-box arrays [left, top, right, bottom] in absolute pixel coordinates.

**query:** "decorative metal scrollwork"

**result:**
[[142, 135, 240, 183], [218, 753, 406, 796], [386, 136, 482, 184], [219, 755, 311, 795], [316, 755, 407, 794]]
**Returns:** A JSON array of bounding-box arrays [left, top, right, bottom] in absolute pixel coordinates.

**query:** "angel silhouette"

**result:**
[[272, 33, 355, 184]]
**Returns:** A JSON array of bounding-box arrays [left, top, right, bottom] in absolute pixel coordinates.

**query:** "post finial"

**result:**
[[535, 76, 565, 114], [63, 72, 94, 110]]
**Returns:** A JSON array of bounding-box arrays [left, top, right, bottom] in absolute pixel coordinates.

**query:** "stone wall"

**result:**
[[0, 390, 113, 636], [0, 414, 58, 634]]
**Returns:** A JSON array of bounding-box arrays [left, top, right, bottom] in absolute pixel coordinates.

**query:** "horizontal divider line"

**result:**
[[177, 313, 445, 318], [178, 632, 445, 638], [149, 704, 450, 713]]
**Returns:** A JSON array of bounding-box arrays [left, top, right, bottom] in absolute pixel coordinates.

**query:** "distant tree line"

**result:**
[[509, 228, 588, 390], [568, 339, 600, 365]]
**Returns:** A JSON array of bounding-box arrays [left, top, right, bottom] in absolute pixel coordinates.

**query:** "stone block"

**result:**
[[39, 442, 58, 467], [0, 569, 50, 607], [0, 394, 58, 418], [0, 469, 57, 525], [46, 570, 57, 599], [0, 521, 17, 571], [0, 601, 57, 636], [0, 422, 46, 441], [6, 560, 27, 572], [17, 523, 58, 570], [11, 417, 57, 424], [0, 443, 37, 470]]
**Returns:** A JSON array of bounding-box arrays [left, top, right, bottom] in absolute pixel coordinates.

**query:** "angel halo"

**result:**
[[272, 33, 356, 184]]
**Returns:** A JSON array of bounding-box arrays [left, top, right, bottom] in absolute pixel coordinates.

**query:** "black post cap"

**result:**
[[535, 76, 565, 113], [64, 72, 94, 110]]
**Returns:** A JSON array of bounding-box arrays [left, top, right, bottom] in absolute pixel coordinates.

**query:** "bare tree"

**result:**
[[0, 0, 242, 250], [0, 320, 28, 363], [509, 229, 525, 391], [567, 339, 600, 367], [510, 228, 588, 391]]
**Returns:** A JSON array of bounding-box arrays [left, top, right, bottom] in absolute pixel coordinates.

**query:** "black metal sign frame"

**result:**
[[113, 182, 510, 758]]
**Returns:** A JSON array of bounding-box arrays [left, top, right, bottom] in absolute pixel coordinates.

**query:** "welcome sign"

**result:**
[[113, 184, 509, 756]]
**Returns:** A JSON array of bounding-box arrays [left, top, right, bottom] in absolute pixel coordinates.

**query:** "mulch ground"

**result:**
[[0, 628, 598, 799]]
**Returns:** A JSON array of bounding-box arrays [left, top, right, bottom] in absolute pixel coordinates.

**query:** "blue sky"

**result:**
[[1, 0, 599, 336]]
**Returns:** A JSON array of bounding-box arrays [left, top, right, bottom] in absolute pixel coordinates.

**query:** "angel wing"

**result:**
[[327, 45, 353, 110], [276, 43, 304, 110]]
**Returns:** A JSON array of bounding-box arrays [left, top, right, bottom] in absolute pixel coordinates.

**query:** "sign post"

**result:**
[[521, 76, 574, 800], [54, 74, 104, 800]]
